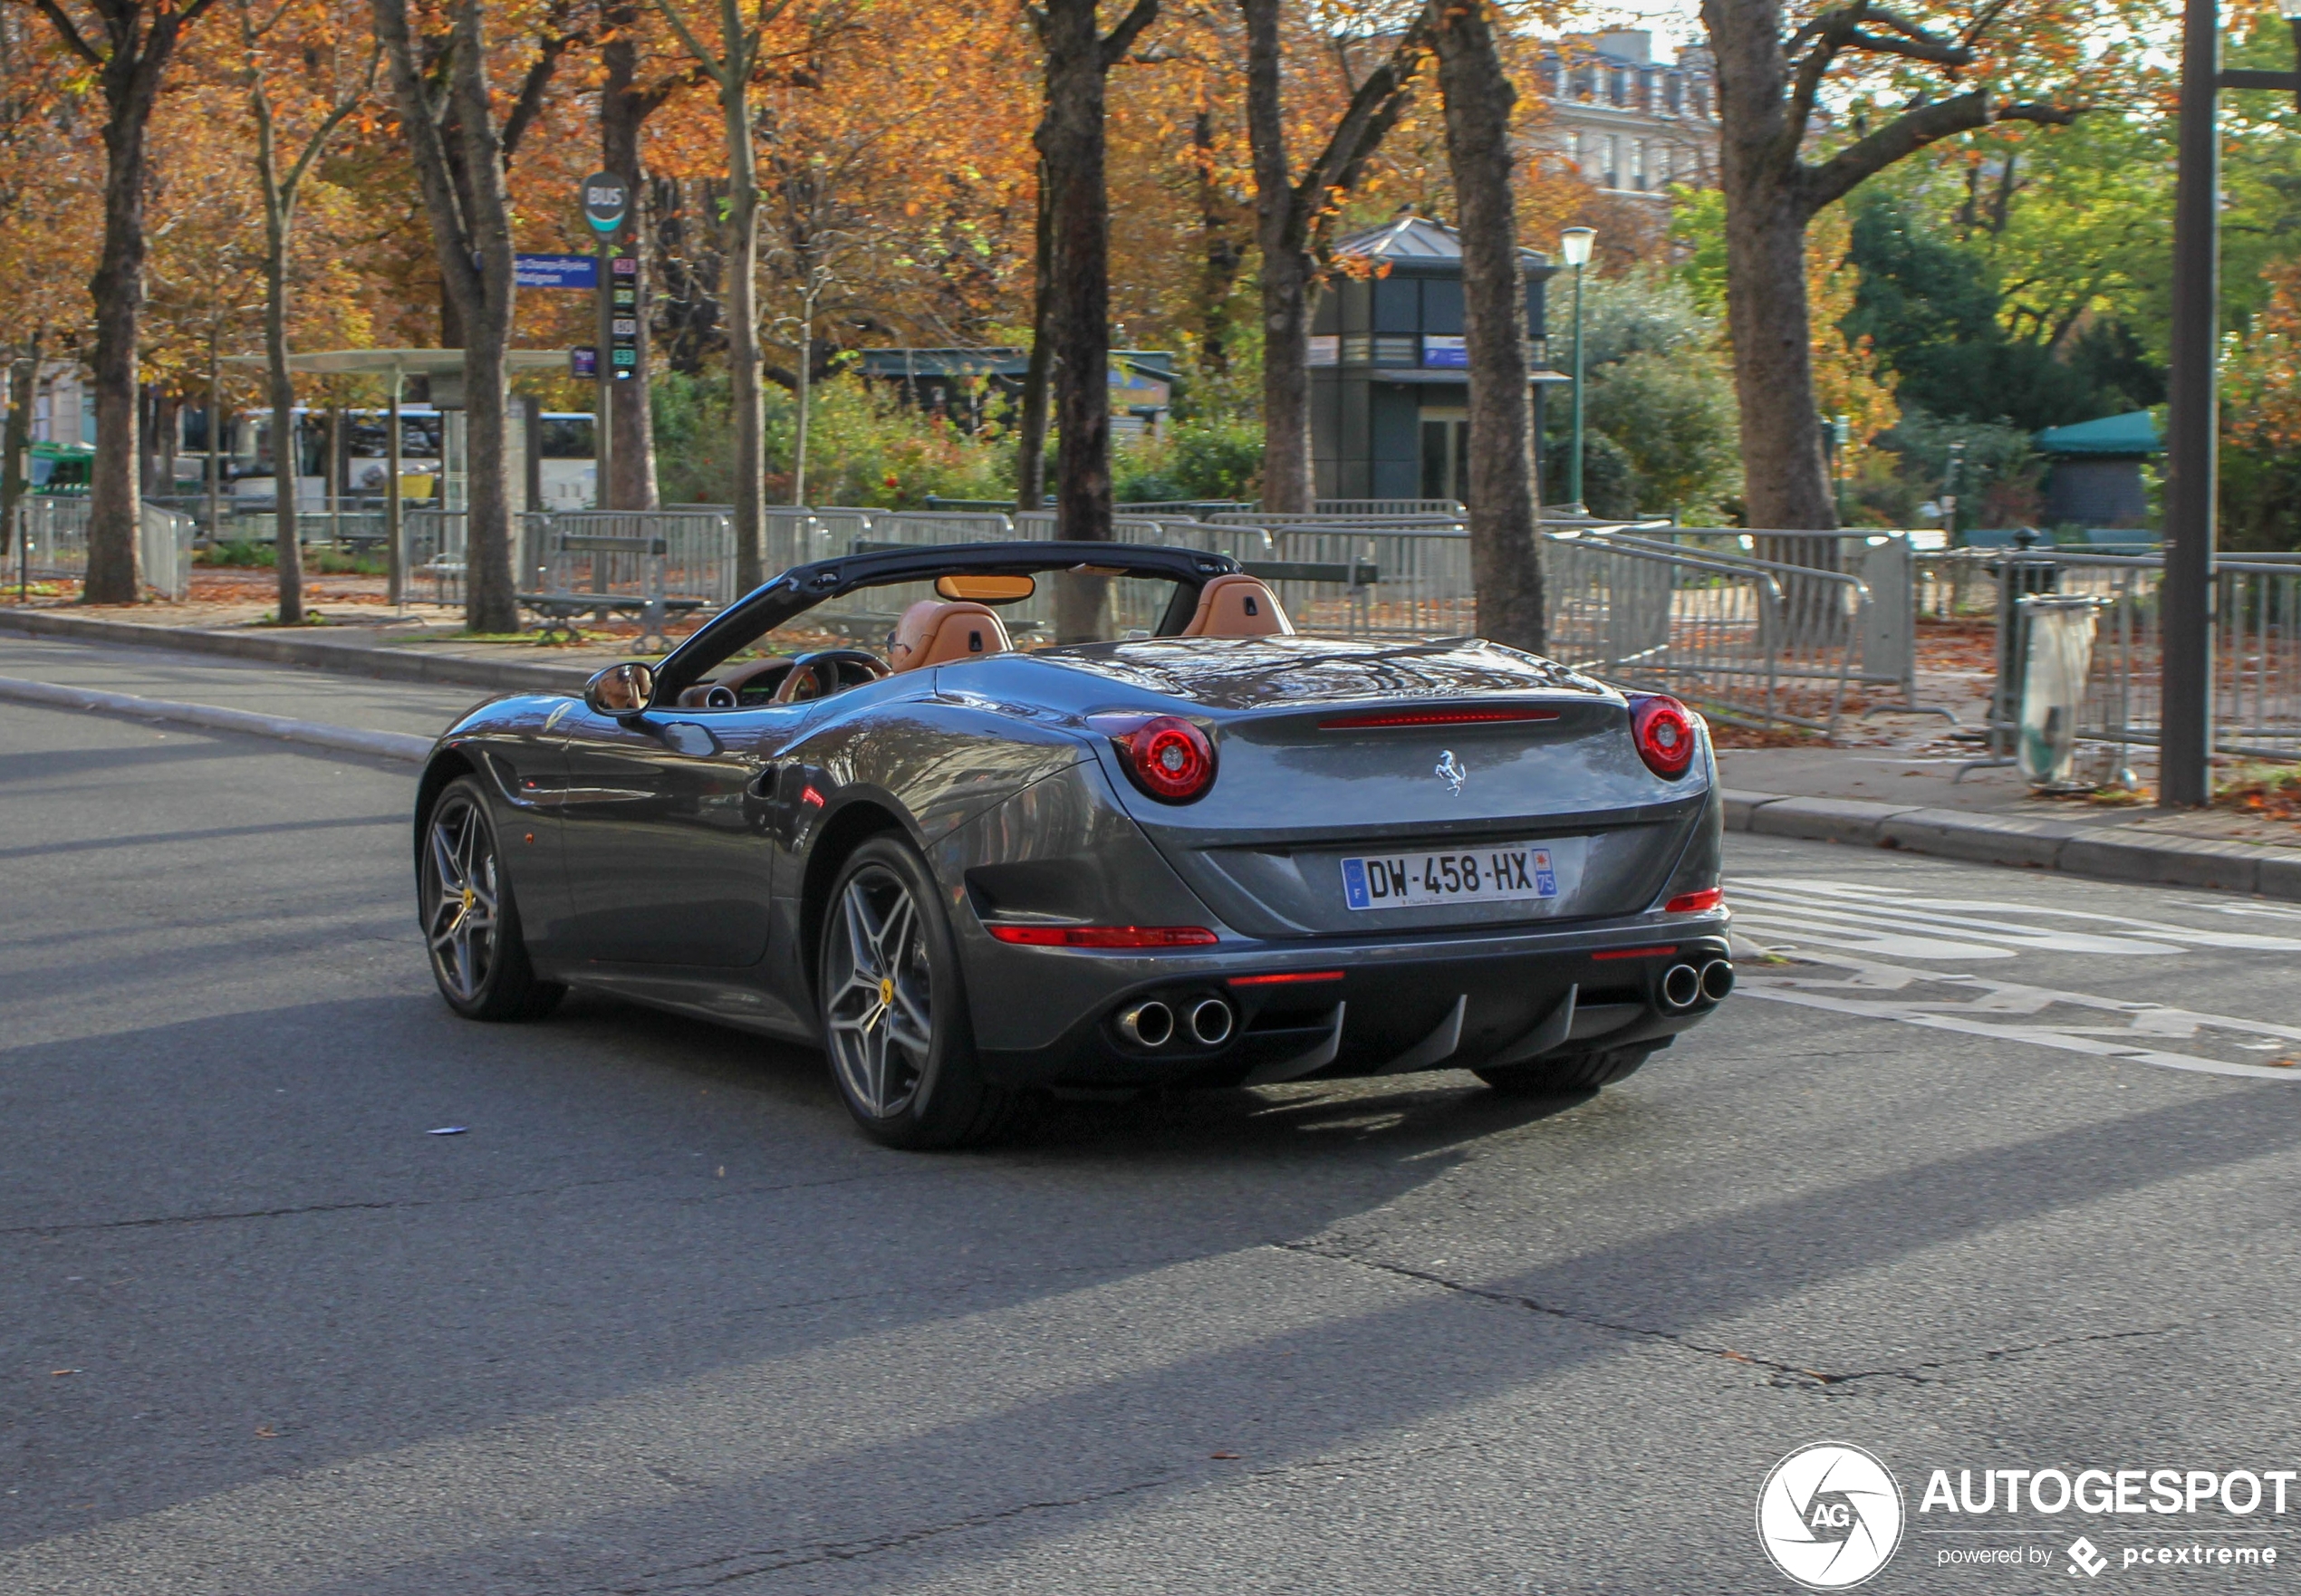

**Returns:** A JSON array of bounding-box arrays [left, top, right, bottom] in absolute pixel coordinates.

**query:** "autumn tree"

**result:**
[[1029, 0, 1157, 567], [0, 10, 97, 558], [29, 0, 224, 601], [652, 0, 797, 591], [236, 0, 373, 622], [1242, 0, 1427, 514], [1427, 0, 1539, 649], [373, 0, 575, 631], [1700, 0, 2086, 531]]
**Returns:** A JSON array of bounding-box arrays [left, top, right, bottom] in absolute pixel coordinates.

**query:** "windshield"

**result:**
[[750, 571, 1190, 659]]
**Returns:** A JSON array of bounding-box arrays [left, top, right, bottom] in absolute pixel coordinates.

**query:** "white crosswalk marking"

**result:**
[[1738, 954, 2301, 1083], [1728, 878, 2301, 962]]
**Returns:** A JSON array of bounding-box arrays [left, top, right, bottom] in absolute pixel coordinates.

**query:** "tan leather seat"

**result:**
[[888, 600, 1013, 672], [1180, 574, 1293, 638]]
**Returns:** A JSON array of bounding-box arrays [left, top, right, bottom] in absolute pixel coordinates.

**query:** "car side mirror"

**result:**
[[582, 661, 657, 718]]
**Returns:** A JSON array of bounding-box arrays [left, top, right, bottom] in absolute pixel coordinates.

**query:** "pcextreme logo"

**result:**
[[1757, 1442, 1907, 1590]]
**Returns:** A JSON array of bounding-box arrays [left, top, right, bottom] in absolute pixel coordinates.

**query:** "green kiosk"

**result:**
[[1310, 216, 1569, 504]]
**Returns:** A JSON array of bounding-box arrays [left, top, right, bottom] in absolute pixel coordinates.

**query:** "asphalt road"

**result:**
[[5, 647, 2301, 1595]]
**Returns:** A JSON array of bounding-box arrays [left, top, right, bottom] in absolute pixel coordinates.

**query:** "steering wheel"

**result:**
[[773, 649, 891, 704]]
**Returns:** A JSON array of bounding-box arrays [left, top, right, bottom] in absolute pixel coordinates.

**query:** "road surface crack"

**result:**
[[1273, 1242, 2182, 1389], [580, 1471, 1185, 1592], [0, 1168, 889, 1240]]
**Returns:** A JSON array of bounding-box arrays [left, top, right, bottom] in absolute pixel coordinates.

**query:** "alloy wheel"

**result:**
[[425, 793, 501, 1005], [823, 865, 935, 1118]]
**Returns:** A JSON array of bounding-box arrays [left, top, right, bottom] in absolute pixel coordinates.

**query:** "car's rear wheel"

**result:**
[[420, 776, 563, 1022], [1473, 1044, 1655, 1097], [819, 835, 1013, 1149]]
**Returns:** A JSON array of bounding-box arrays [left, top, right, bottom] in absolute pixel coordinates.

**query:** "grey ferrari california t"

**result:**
[[413, 541, 1731, 1147]]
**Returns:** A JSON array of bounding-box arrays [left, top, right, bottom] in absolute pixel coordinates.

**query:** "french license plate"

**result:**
[[1341, 845, 1558, 910]]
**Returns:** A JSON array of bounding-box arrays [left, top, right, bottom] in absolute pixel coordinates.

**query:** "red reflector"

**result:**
[[1321, 707, 1561, 730], [1593, 945, 1678, 961], [1665, 888, 1724, 913], [800, 785, 826, 808], [1226, 970, 1345, 986], [986, 924, 1219, 948]]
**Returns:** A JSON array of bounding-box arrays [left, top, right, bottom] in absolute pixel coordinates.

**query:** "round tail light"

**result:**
[[1630, 694, 1695, 779], [1124, 716, 1216, 802]]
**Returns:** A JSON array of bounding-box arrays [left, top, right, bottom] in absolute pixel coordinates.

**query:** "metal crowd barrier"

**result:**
[[14, 496, 196, 601], [1544, 536, 1871, 733]]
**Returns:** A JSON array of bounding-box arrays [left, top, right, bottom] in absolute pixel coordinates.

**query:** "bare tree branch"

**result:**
[[1099, 0, 1158, 69], [1801, 91, 2078, 215]]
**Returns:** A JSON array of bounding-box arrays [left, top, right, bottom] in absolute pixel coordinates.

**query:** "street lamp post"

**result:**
[[1560, 226, 1595, 512], [2161, 0, 2301, 807]]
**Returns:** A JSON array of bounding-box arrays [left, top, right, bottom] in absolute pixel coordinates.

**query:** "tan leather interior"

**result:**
[[1180, 574, 1293, 638], [888, 600, 1013, 672]]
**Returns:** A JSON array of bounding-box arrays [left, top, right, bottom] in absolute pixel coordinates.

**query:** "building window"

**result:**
[[1632, 141, 1647, 190], [1666, 74, 1682, 113], [1567, 129, 1583, 168], [1654, 144, 1672, 185], [1603, 135, 1619, 189]]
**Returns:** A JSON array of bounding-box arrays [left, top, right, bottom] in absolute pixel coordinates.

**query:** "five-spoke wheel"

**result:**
[[419, 776, 562, 1021], [818, 835, 1010, 1148]]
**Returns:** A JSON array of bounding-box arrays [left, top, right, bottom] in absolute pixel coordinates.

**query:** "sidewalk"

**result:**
[[1719, 719, 2301, 899], [0, 584, 634, 695]]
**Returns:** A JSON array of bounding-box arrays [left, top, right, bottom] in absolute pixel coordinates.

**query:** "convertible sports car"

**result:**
[[414, 541, 1730, 1147]]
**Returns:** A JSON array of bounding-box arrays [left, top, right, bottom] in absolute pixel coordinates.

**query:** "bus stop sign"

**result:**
[[582, 173, 629, 234]]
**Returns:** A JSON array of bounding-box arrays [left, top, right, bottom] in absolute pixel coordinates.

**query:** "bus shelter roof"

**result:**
[[225, 349, 573, 377]]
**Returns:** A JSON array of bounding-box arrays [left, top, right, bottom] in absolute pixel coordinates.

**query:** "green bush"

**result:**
[[651, 369, 1015, 508], [1115, 411, 1262, 503]]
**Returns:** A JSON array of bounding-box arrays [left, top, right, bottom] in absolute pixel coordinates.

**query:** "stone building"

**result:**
[[1533, 30, 1719, 197]]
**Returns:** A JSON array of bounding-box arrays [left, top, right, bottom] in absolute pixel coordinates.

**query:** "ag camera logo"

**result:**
[[1757, 1442, 1906, 1589]]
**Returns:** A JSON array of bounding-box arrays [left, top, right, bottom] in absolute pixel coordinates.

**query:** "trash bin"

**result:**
[[2016, 594, 2101, 790]]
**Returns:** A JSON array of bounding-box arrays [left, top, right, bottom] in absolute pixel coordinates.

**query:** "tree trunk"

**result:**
[[32, 0, 207, 603], [1, 340, 35, 561], [1706, 0, 1840, 534], [1243, 0, 1424, 519], [1707, 0, 1834, 533], [377, 0, 524, 632], [87, 101, 154, 602], [259, 119, 305, 623], [1192, 109, 1241, 377], [1430, 0, 1542, 653], [720, 14, 765, 586], [1015, 160, 1052, 514], [157, 390, 178, 495], [1243, 0, 1309, 514], [1035, 0, 1128, 549], [602, 0, 661, 510]]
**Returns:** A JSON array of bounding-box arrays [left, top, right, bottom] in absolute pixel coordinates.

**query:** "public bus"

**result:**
[[211, 407, 598, 510]]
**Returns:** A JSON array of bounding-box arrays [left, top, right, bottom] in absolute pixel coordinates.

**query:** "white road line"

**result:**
[[1738, 952, 2301, 1084], [1728, 877, 2301, 963]]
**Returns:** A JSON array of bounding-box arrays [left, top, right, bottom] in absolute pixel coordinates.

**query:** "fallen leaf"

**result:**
[[255, 1426, 277, 1439], [51, 1369, 78, 1377], [1209, 1451, 1239, 1460]]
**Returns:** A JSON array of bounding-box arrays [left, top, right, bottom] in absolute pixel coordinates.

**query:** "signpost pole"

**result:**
[[582, 173, 630, 514], [387, 365, 404, 609]]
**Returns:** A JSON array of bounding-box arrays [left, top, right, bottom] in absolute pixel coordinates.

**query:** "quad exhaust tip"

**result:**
[[1661, 963, 1703, 1012], [1189, 997, 1236, 1047], [1700, 959, 1735, 1003], [1118, 1000, 1174, 1049]]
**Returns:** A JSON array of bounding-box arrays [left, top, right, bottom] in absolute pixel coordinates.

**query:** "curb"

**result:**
[[0, 607, 594, 696], [0, 675, 432, 764], [1725, 788, 2301, 902]]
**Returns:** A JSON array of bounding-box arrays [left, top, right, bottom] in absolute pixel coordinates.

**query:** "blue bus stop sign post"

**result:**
[[582, 175, 629, 509]]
